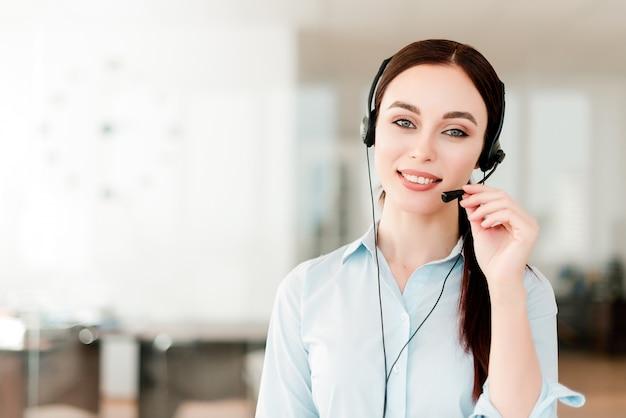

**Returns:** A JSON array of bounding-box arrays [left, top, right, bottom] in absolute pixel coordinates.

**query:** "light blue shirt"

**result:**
[[256, 220, 586, 417]]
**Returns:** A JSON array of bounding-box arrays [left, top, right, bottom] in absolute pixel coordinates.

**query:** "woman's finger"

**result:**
[[463, 204, 489, 231], [465, 198, 511, 222], [460, 191, 507, 207], [460, 189, 535, 224], [480, 208, 533, 237], [462, 183, 497, 194]]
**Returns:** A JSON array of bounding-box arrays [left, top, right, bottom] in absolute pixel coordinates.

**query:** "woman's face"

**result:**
[[374, 63, 488, 214]]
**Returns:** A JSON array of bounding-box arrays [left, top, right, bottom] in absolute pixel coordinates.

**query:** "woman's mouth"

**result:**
[[397, 170, 442, 191]]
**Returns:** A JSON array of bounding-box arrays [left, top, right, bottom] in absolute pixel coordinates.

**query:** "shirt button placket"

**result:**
[[395, 313, 409, 374]]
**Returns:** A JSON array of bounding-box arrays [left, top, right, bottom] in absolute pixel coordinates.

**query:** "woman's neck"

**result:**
[[376, 200, 460, 270]]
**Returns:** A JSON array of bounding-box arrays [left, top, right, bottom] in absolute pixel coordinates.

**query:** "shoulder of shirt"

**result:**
[[523, 263, 558, 320], [276, 241, 356, 296]]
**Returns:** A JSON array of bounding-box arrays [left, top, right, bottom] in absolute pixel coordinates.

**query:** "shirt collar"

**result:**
[[341, 219, 465, 266]]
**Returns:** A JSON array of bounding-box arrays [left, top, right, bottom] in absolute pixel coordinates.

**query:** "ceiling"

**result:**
[[296, 0, 626, 79], [3, 0, 624, 78]]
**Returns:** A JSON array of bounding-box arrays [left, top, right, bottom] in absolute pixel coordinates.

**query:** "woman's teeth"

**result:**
[[401, 173, 440, 185]]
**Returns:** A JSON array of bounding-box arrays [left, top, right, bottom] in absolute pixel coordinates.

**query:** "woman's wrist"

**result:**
[[487, 275, 527, 308]]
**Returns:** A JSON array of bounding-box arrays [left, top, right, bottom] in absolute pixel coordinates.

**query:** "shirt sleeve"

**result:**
[[469, 265, 586, 417], [255, 263, 319, 418]]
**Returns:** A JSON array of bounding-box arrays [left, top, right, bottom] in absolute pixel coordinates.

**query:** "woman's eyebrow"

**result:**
[[387, 100, 420, 115], [443, 111, 477, 126], [387, 100, 477, 126]]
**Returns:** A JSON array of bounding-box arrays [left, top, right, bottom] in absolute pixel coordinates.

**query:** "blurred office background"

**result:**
[[0, 0, 625, 417]]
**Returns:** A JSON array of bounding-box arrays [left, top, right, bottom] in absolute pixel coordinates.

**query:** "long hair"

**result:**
[[373, 39, 505, 402]]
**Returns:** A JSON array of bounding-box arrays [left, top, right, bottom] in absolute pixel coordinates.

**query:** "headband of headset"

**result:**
[[360, 56, 506, 172]]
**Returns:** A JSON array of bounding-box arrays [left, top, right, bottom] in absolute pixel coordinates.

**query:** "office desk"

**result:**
[[0, 326, 100, 418], [117, 321, 267, 418]]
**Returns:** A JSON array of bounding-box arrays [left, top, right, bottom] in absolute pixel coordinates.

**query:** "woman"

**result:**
[[255, 39, 586, 417]]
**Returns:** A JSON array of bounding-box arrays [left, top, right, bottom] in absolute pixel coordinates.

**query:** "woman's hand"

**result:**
[[459, 183, 539, 289]]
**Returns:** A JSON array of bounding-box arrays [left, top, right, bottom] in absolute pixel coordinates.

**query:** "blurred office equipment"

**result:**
[[0, 320, 100, 418], [116, 321, 265, 418], [556, 257, 626, 354]]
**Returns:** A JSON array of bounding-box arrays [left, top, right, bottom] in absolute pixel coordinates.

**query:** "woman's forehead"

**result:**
[[380, 64, 487, 122]]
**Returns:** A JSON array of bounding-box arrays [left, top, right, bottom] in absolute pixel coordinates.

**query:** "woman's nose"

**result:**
[[409, 131, 437, 160]]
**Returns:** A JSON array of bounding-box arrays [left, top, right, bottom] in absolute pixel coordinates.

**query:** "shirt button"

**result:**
[[401, 313, 409, 322], [394, 367, 400, 375]]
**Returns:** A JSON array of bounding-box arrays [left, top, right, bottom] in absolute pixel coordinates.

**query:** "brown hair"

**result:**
[[373, 39, 505, 402]]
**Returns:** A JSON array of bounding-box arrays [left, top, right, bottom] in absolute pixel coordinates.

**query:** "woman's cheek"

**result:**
[[373, 143, 393, 172], [447, 147, 480, 173]]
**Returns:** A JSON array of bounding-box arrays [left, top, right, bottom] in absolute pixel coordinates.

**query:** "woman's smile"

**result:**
[[397, 170, 443, 191]]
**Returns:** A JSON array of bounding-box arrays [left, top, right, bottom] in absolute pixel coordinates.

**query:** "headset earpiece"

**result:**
[[477, 80, 506, 172], [360, 115, 371, 146], [362, 58, 391, 148]]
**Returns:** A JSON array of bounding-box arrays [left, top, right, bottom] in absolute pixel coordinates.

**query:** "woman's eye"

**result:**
[[393, 119, 415, 129], [444, 128, 468, 137]]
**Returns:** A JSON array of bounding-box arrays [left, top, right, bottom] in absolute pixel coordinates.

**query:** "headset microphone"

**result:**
[[440, 189, 466, 203]]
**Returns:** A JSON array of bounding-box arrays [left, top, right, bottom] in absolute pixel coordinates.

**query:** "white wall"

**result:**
[[0, 4, 297, 321]]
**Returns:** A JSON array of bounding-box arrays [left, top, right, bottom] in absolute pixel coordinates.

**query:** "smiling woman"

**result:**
[[255, 39, 586, 418]]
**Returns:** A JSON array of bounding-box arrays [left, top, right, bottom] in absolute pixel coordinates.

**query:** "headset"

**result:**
[[361, 57, 506, 202], [360, 55, 506, 417]]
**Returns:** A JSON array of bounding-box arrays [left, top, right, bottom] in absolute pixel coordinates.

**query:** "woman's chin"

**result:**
[[387, 194, 444, 215]]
